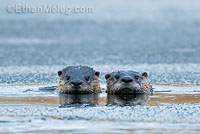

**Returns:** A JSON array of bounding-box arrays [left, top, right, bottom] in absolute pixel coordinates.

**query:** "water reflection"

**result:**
[[0, 91, 200, 106], [107, 94, 150, 106], [59, 93, 99, 107]]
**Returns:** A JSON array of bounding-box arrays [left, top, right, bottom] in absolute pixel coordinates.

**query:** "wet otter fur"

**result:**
[[105, 71, 153, 94], [57, 66, 101, 94]]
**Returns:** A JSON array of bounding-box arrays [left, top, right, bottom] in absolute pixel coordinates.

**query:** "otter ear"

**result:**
[[58, 71, 62, 76], [95, 71, 100, 77], [105, 74, 111, 80], [142, 72, 148, 78]]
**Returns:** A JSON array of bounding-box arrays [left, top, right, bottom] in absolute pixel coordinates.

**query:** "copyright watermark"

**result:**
[[6, 4, 94, 15]]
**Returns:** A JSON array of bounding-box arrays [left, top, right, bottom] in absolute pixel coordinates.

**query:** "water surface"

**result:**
[[0, 0, 200, 133]]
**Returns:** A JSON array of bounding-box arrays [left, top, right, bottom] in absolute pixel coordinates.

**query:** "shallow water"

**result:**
[[0, 85, 200, 133], [1, 0, 200, 133]]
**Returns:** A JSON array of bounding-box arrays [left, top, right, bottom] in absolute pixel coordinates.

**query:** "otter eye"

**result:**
[[115, 74, 120, 79], [135, 75, 139, 80], [85, 76, 90, 81], [66, 75, 70, 80]]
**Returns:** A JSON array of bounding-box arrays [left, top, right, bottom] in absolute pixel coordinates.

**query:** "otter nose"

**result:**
[[121, 77, 133, 83], [71, 80, 82, 86]]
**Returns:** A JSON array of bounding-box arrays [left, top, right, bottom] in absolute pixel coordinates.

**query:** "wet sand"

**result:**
[[0, 92, 200, 106], [0, 84, 200, 134]]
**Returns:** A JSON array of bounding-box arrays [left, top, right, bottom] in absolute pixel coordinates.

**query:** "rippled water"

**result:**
[[0, 84, 200, 134], [1, 0, 200, 133]]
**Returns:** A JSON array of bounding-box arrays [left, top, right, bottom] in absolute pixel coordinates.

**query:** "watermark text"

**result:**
[[7, 4, 94, 15]]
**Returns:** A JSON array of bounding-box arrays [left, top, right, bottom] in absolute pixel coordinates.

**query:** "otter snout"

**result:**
[[121, 77, 133, 83], [71, 80, 82, 86]]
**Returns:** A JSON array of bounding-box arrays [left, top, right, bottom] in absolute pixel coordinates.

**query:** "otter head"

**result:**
[[57, 66, 101, 94], [105, 71, 153, 94]]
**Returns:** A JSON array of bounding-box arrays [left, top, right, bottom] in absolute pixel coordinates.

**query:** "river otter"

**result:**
[[105, 71, 153, 94], [57, 66, 101, 94]]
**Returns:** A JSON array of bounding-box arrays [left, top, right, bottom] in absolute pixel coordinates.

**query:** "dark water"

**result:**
[[1, 0, 200, 133], [1, 1, 200, 85]]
